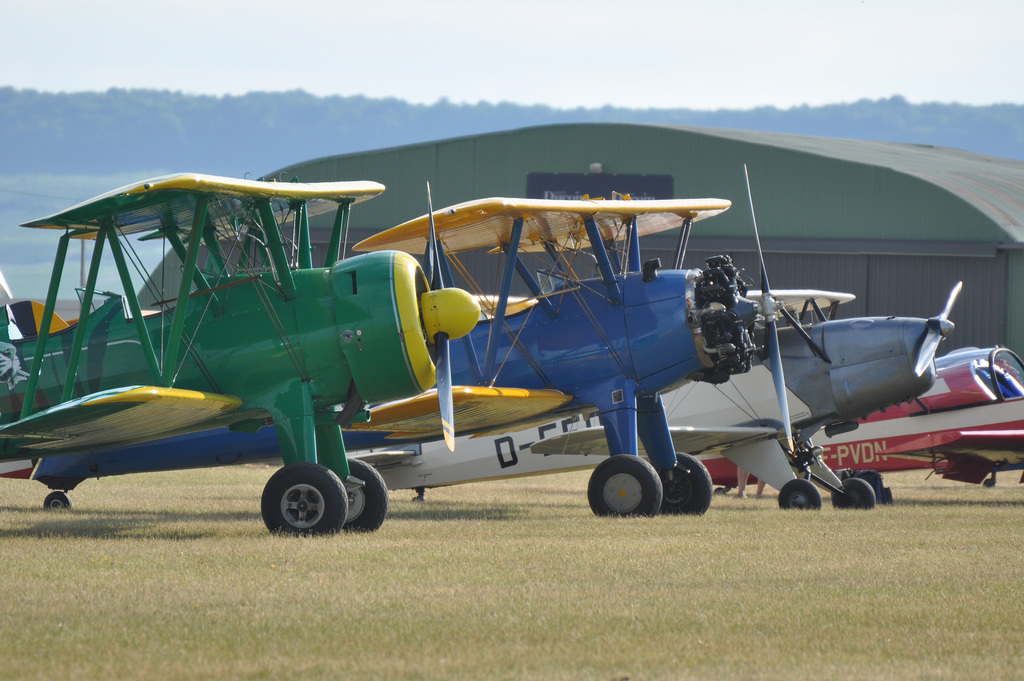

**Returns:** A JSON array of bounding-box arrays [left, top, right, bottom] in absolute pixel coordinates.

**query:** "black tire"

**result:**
[[660, 452, 713, 515], [261, 462, 349, 535], [43, 491, 72, 511], [587, 455, 663, 517], [343, 459, 389, 532], [831, 476, 877, 510], [778, 478, 822, 510]]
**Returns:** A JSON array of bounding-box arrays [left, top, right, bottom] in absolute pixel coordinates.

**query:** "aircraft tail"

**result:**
[[0, 267, 12, 304], [0, 460, 35, 480]]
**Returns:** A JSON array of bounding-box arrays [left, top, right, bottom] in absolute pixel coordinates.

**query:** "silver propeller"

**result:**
[[425, 182, 456, 451], [745, 165, 793, 453], [914, 281, 962, 376]]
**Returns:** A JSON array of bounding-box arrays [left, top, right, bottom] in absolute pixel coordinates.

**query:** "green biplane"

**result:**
[[0, 174, 480, 534]]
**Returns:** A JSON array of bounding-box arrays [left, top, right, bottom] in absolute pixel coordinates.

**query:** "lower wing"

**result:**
[[0, 386, 243, 456]]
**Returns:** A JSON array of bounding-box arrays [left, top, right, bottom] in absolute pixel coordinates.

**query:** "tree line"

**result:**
[[3, 87, 1024, 178]]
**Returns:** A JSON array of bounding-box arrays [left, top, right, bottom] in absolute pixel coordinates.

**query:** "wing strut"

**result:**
[[626, 217, 640, 274], [107, 221, 164, 386], [673, 216, 693, 269], [162, 197, 209, 386], [256, 199, 296, 300], [324, 200, 352, 268], [296, 201, 313, 269], [160, 222, 222, 314], [483, 217, 524, 383], [583, 217, 621, 304], [60, 228, 107, 401], [20, 232, 72, 420]]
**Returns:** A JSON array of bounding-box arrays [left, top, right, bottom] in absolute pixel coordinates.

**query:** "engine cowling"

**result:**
[[330, 251, 479, 403], [780, 317, 938, 429]]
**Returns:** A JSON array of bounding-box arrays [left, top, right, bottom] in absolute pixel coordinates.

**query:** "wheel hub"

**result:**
[[662, 468, 693, 504], [603, 473, 642, 514], [790, 492, 811, 508], [346, 487, 365, 522], [281, 484, 325, 529]]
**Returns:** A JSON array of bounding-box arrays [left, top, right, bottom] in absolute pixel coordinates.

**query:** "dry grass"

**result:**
[[1, 465, 1022, 680]]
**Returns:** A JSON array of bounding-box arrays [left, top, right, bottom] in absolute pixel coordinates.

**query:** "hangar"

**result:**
[[270, 122, 1024, 354]]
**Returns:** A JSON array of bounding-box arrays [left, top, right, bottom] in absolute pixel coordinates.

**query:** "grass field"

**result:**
[[1, 465, 1022, 681]]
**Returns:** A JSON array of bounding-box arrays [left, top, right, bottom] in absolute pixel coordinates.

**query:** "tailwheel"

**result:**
[[659, 453, 713, 515], [43, 491, 72, 511], [261, 462, 349, 535], [831, 476, 876, 510], [343, 459, 389, 532], [778, 478, 822, 510], [588, 455, 663, 517]]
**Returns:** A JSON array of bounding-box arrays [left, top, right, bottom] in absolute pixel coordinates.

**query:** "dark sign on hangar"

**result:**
[[527, 172, 674, 200]]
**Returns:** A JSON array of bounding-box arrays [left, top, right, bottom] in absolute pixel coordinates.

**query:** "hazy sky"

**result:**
[[5, 0, 1022, 110]]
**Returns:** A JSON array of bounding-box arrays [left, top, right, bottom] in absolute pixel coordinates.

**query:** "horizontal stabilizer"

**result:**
[[348, 386, 573, 439], [0, 460, 34, 479], [0, 386, 242, 456]]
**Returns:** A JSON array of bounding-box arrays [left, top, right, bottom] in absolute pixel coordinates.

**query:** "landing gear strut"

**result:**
[[659, 453, 713, 515], [783, 441, 876, 510]]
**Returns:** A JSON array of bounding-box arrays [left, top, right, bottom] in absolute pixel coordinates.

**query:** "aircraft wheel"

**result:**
[[261, 462, 349, 535], [778, 478, 822, 510], [343, 459, 389, 532], [831, 476, 876, 510], [43, 491, 72, 511], [659, 453, 713, 515], [588, 455, 663, 517]]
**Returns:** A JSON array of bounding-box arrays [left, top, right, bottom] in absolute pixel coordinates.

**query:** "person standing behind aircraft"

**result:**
[[736, 465, 765, 498]]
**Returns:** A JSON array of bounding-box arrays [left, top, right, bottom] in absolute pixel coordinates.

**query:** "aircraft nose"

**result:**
[[420, 288, 480, 342], [814, 317, 938, 421]]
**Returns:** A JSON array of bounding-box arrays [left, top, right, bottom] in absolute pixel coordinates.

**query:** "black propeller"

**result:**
[[744, 165, 794, 453], [914, 281, 962, 376]]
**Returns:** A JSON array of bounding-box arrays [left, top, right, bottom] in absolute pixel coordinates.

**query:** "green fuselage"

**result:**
[[1, 251, 431, 470]]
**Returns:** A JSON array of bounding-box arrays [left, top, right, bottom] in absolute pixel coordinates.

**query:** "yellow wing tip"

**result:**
[[84, 386, 242, 411]]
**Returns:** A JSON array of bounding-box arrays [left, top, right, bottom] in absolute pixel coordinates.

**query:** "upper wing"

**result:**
[[746, 289, 855, 315], [529, 424, 780, 456], [0, 386, 243, 454], [353, 197, 731, 255], [348, 386, 573, 439], [21, 173, 385, 239]]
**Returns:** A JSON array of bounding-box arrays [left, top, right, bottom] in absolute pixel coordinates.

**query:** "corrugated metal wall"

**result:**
[[275, 123, 1022, 354], [669, 247, 1001, 351]]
